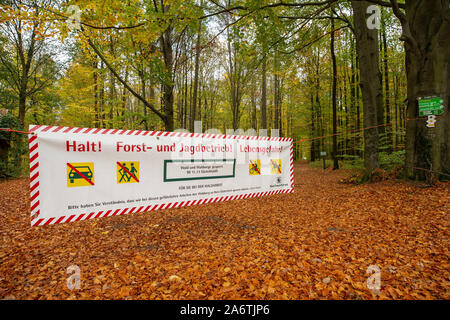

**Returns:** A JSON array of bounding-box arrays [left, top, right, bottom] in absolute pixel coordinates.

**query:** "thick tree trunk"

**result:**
[[351, 0, 382, 172], [399, 0, 450, 180]]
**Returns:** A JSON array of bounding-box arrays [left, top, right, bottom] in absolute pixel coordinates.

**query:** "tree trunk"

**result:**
[[261, 55, 267, 130], [192, 22, 202, 129], [183, 67, 188, 129], [99, 61, 105, 128], [160, 25, 174, 132], [331, 14, 339, 170], [351, 0, 382, 172], [274, 50, 279, 130], [140, 74, 147, 130], [251, 77, 257, 130], [310, 93, 316, 162], [397, 0, 450, 180], [382, 14, 392, 153], [393, 73, 400, 151], [93, 60, 98, 127], [18, 90, 27, 127], [350, 38, 357, 156]]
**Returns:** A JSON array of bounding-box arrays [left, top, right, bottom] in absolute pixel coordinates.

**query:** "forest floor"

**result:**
[[0, 163, 448, 300]]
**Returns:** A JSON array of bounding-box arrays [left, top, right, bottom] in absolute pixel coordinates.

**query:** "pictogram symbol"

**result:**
[[270, 159, 282, 174], [117, 161, 140, 184], [249, 160, 261, 176], [67, 162, 94, 187]]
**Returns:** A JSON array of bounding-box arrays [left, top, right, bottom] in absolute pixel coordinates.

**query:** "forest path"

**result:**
[[0, 163, 448, 299]]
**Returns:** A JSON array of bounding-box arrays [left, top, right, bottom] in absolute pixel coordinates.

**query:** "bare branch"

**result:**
[[83, 33, 166, 122]]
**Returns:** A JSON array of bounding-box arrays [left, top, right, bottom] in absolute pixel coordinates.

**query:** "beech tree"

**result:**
[[351, 0, 383, 172], [388, 0, 449, 180]]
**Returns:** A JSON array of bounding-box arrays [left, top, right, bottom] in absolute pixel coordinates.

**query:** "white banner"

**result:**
[[28, 125, 294, 226]]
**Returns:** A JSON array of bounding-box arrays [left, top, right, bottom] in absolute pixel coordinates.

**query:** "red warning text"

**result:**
[[116, 141, 152, 152], [66, 140, 102, 152]]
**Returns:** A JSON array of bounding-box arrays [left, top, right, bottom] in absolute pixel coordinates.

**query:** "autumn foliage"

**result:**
[[0, 163, 448, 300]]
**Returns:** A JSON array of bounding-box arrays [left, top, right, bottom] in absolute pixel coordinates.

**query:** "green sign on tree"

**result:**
[[418, 95, 444, 117]]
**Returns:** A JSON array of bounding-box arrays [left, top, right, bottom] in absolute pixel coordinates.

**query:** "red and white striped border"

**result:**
[[290, 142, 294, 189], [29, 125, 293, 141], [28, 124, 294, 227], [29, 133, 40, 223]]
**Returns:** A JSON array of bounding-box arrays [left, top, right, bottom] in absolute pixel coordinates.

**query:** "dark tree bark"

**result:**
[[160, 24, 174, 132], [382, 14, 392, 153], [389, 0, 450, 180], [274, 50, 279, 130], [261, 55, 267, 130], [192, 22, 202, 131], [183, 65, 188, 129], [92, 57, 100, 128], [351, 0, 382, 172], [122, 68, 128, 120], [109, 36, 116, 129], [226, 29, 243, 130], [331, 14, 339, 170], [99, 61, 105, 128], [393, 73, 400, 151], [310, 92, 316, 162], [251, 76, 257, 130], [140, 73, 147, 130]]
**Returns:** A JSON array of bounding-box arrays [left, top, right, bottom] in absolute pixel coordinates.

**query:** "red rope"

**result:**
[[294, 118, 438, 143], [1, 126, 447, 178], [0, 128, 33, 135], [296, 123, 391, 143], [294, 116, 433, 144]]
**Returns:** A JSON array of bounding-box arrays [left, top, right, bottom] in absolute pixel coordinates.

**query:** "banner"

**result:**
[[28, 125, 294, 226]]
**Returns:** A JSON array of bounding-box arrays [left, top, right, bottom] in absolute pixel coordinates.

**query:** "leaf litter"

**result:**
[[0, 163, 448, 300]]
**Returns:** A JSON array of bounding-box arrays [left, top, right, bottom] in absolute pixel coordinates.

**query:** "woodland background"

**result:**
[[0, 0, 448, 181]]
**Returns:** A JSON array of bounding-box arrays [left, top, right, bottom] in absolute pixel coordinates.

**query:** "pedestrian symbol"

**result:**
[[117, 161, 140, 184], [249, 160, 261, 176], [67, 162, 94, 187], [270, 159, 282, 174]]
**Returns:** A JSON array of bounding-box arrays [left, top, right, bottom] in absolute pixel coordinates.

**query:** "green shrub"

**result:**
[[379, 150, 405, 171]]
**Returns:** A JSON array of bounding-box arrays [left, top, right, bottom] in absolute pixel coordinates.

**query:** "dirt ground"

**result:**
[[0, 163, 448, 300]]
